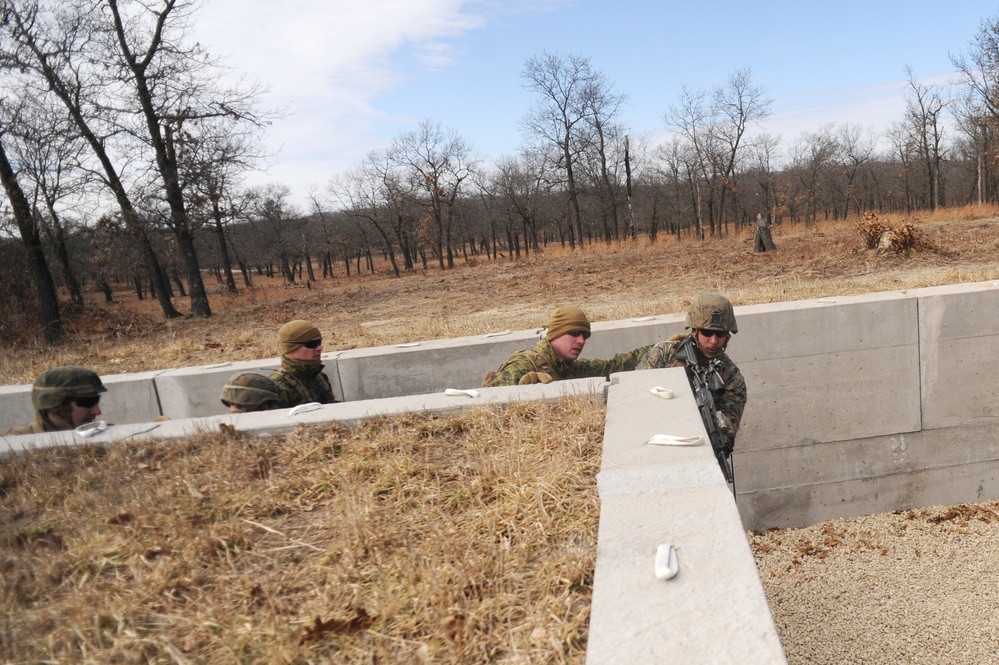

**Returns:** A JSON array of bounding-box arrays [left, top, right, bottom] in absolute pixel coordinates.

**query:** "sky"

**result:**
[[190, 0, 993, 209]]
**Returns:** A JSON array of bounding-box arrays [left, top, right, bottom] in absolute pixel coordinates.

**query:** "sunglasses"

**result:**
[[301, 338, 323, 349], [567, 330, 591, 340], [74, 395, 101, 408], [699, 329, 729, 339]]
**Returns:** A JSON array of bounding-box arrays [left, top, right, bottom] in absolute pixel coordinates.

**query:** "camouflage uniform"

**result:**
[[269, 355, 335, 409], [485, 339, 651, 387], [5, 413, 61, 436], [636, 333, 747, 437]]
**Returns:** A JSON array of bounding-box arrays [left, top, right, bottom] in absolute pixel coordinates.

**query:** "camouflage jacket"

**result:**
[[485, 338, 652, 387], [269, 355, 336, 409], [636, 333, 747, 437], [4, 412, 60, 436]]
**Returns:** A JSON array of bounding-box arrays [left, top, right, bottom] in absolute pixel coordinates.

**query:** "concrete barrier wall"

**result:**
[[733, 282, 999, 530], [588, 367, 785, 664], [3, 281, 999, 533], [0, 370, 786, 665]]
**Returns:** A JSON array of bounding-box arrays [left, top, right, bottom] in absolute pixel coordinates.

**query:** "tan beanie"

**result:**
[[278, 319, 322, 352], [545, 305, 590, 341]]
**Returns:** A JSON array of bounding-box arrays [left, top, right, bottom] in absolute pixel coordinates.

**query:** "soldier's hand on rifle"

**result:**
[[716, 411, 735, 453], [519, 371, 554, 385]]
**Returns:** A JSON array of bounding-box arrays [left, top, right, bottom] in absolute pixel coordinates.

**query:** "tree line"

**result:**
[[2, 1, 999, 345]]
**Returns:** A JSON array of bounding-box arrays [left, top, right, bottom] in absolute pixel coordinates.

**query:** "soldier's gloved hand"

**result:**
[[716, 411, 735, 453], [519, 371, 554, 385]]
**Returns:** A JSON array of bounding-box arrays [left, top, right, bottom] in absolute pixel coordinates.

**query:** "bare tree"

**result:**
[[0, 0, 268, 319], [710, 69, 772, 232], [102, 0, 268, 317], [951, 13, 999, 204], [834, 123, 877, 218], [520, 51, 603, 247], [247, 183, 303, 286], [181, 118, 267, 294], [904, 66, 948, 210], [386, 119, 475, 270], [327, 156, 405, 278], [789, 125, 839, 225], [666, 69, 771, 237], [0, 0, 180, 318], [0, 132, 61, 342], [1, 95, 89, 307]]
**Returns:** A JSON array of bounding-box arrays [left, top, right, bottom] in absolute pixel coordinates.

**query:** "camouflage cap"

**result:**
[[684, 293, 738, 333], [31, 366, 107, 411], [220, 373, 281, 409]]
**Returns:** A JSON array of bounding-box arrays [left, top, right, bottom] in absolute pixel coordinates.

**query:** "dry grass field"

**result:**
[[1, 398, 605, 664], [3, 207, 999, 664], [3, 205, 999, 385]]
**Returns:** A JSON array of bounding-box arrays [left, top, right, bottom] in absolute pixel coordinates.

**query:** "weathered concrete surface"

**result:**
[[588, 367, 785, 665], [0, 378, 609, 455], [733, 282, 999, 530], [918, 283, 999, 429]]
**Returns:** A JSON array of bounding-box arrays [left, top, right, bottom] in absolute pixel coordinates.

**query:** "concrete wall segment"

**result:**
[[590, 367, 785, 664], [918, 286, 999, 428], [740, 455, 999, 531], [153, 358, 285, 420], [738, 344, 921, 450]]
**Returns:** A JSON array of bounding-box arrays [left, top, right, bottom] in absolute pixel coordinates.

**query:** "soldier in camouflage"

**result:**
[[220, 373, 281, 413], [484, 305, 651, 387], [5, 365, 107, 435], [637, 293, 747, 441], [269, 319, 336, 409]]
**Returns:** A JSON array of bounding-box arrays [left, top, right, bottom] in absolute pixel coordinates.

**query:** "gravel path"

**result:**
[[749, 502, 999, 664]]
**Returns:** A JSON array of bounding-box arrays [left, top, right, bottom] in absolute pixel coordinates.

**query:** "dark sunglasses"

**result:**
[[567, 330, 591, 340], [301, 338, 323, 349], [699, 329, 729, 339], [74, 395, 101, 408]]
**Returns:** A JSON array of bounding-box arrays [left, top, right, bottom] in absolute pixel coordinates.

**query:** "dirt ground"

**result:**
[[4, 207, 999, 385]]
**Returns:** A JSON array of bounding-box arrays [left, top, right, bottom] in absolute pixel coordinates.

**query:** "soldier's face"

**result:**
[[288, 337, 323, 361], [695, 329, 729, 358], [52, 395, 102, 429], [550, 330, 588, 361]]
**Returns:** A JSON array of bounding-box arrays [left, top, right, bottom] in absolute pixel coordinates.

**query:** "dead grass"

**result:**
[[4, 205, 999, 662], [0, 397, 604, 664], [4, 207, 999, 385]]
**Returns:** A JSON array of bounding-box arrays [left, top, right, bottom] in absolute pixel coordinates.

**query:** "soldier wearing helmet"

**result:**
[[637, 293, 747, 441], [5, 365, 107, 435], [220, 373, 281, 413]]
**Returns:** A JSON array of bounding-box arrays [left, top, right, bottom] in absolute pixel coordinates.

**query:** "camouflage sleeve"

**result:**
[[717, 360, 747, 436], [635, 340, 679, 370], [566, 345, 653, 380], [486, 352, 545, 387]]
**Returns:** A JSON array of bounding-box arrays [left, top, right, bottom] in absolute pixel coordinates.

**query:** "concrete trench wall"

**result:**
[[4, 281, 999, 663]]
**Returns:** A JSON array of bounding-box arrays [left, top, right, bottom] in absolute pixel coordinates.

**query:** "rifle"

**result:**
[[675, 337, 736, 491]]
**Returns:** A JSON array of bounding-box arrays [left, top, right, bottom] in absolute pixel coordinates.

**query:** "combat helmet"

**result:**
[[31, 366, 107, 411], [220, 373, 281, 410], [684, 293, 738, 334]]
